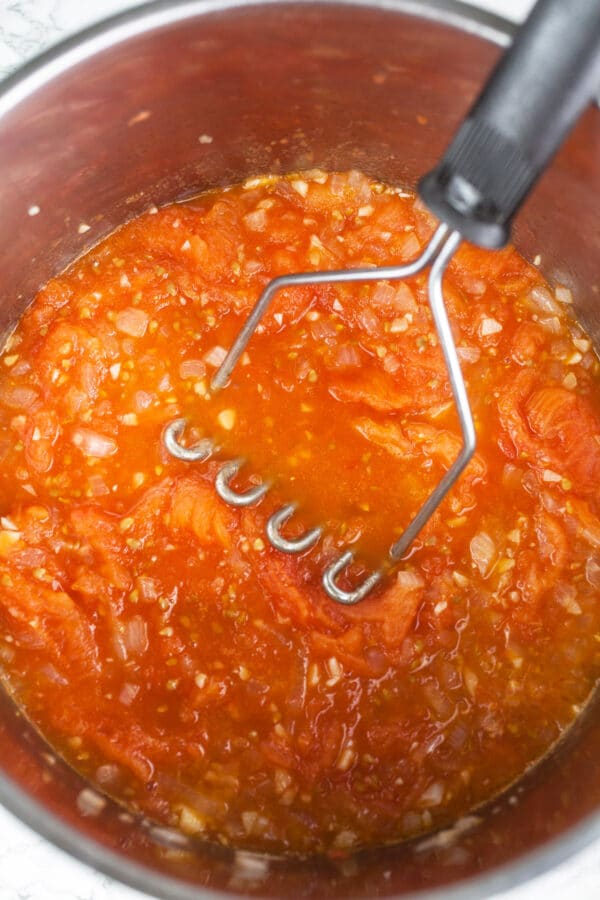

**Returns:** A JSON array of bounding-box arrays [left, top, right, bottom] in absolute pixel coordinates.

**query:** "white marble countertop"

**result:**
[[1, 0, 600, 898]]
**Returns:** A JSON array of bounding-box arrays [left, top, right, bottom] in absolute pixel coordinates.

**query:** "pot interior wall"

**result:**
[[1, 2, 600, 898]]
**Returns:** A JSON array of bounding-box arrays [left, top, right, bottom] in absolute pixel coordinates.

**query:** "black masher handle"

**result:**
[[419, 0, 600, 249]]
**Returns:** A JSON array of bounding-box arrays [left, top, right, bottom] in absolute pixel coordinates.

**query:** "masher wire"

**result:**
[[211, 223, 451, 391], [388, 229, 474, 561], [162, 223, 476, 605]]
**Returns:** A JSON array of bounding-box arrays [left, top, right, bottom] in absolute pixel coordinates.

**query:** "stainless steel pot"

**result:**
[[1, 1, 599, 897]]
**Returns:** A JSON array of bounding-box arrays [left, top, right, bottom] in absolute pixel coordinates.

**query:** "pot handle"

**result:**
[[418, 0, 600, 249]]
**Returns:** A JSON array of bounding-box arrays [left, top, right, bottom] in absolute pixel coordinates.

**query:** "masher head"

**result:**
[[163, 0, 600, 604]]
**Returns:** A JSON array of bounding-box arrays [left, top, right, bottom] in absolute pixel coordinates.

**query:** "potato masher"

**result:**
[[163, 0, 600, 605]]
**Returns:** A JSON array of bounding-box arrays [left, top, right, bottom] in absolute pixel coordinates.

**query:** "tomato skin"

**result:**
[[0, 170, 599, 854]]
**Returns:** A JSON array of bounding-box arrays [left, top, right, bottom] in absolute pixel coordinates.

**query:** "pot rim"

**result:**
[[1, 1, 599, 898], [0, 0, 516, 122]]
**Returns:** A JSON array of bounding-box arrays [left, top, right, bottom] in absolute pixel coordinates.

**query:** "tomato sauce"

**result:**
[[0, 169, 599, 854]]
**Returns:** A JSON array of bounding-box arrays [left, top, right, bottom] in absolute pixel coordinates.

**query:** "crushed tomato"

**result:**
[[0, 169, 599, 854]]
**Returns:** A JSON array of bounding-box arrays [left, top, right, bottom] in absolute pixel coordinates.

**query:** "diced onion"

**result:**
[[539, 316, 561, 334], [242, 811, 259, 834], [479, 317, 502, 337], [396, 570, 425, 591], [470, 531, 497, 577], [119, 682, 140, 706], [459, 274, 487, 297], [463, 667, 478, 698], [332, 830, 358, 850], [555, 582, 582, 615], [134, 390, 154, 412], [555, 285, 573, 304], [572, 336, 591, 354], [158, 373, 172, 393], [274, 768, 293, 795], [542, 469, 562, 483], [11, 360, 31, 376], [585, 557, 600, 589], [112, 628, 129, 662], [521, 470, 539, 496], [423, 682, 453, 718], [371, 282, 396, 308], [325, 656, 342, 686], [526, 285, 561, 316], [96, 764, 120, 786], [204, 345, 228, 367], [346, 169, 373, 202], [71, 427, 117, 458], [179, 359, 206, 380], [149, 825, 191, 848], [115, 307, 149, 337], [0, 516, 18, 531], [382, 353, 402, 374], [0, 644, 15, 664], [65, 387, 88, 416], [389, 317, 409, 334], [179, 804, 207, 835], [40, 664, 68, 685], [457, 345, 481, 364], [0, 386, 39, 410], [336, 744, 356, 772], [358, 308, 381, 336], [244, 209, 267, 231], [415, 815, 481, 853], [244, 259, 262, 276], [310, 318, 337, 344], [331, 344, 362, 368], [372, 281, 416, 314], [217, 408, 236, 431], [330, 172, 350, 198], [15, 547, 46, 567], [77, 788, 106, 817], [137, 575, 160, 601], [419, 781, 444, 808], [123, 615, 149, 656], [578, 517, 600, 548], [87, 473, 110, 497], [291, 180, 308, 198]]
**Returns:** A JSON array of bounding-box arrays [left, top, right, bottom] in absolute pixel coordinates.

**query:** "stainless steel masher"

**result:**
[[163, 0, 600, 605]]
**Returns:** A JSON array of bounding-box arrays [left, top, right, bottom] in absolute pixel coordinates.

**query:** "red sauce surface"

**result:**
[[0, 170, 599, 854]]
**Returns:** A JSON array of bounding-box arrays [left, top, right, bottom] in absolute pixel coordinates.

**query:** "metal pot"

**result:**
[[1, 1, 599, 897]]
